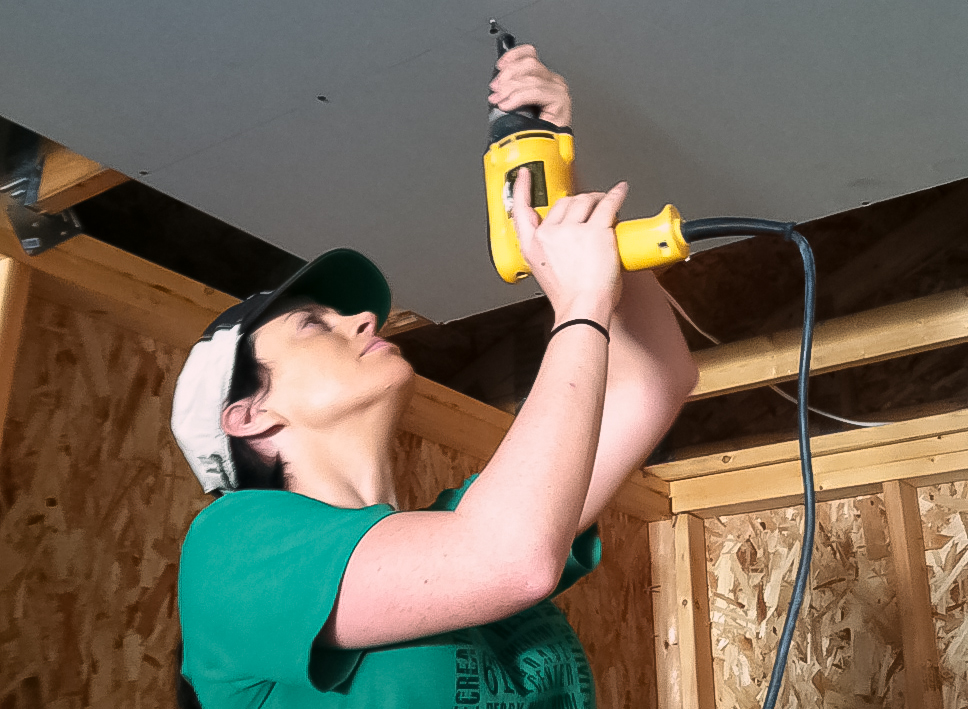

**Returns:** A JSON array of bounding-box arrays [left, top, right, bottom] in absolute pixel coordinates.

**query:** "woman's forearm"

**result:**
[[576, 270, 698, 531], [455, 300, 612, 590]]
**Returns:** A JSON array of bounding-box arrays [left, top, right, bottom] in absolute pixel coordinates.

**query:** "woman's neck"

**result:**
[[277, 406, 402, 510]]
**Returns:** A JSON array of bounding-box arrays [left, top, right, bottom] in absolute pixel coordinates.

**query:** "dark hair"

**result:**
[[225, 333, 290, 491]]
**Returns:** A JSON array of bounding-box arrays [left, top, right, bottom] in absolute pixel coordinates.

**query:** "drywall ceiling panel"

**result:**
[[1, 1, 966, 321]]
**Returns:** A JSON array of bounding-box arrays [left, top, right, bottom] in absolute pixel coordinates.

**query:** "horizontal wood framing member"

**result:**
[[34, 141, 129, 214], [662, 408, 968, 516], [690, 287, 968, 400], [0, 214, 237, 346], [651, 408, 968, 482]]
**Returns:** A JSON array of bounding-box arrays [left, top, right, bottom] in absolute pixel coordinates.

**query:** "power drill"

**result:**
[[484, 21, 744, 284]]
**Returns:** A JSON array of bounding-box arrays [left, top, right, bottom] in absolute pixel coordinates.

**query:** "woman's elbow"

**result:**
[[509, 547, 565, 607]]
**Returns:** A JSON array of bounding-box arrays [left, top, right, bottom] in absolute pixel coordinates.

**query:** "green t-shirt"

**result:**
[[178, 474, 601, 708]]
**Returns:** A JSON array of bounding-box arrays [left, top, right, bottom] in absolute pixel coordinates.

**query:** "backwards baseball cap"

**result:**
[[170, 248, 392, 495]]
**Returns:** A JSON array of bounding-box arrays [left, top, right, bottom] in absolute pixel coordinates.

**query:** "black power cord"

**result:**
[[681, 218, 817, 709]]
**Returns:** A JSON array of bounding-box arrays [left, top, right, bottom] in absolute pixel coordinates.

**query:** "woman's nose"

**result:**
[[346, 311, 378, 336]]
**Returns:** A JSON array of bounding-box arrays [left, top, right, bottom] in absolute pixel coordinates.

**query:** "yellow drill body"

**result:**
[[484, 129, 690, 283]]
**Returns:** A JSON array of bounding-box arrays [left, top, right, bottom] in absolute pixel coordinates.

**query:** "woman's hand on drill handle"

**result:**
[[512, 167, 628, 327], [489, 44, 572, 127]]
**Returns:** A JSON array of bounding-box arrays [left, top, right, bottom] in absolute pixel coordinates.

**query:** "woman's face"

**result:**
[[249, 298, 414, 429]]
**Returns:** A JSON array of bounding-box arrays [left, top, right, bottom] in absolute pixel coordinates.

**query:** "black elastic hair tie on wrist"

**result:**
[[549, 318, 610, 343]]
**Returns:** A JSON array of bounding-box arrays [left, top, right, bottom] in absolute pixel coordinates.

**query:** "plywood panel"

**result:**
[[392, 429, 488, 510], [919, 481, 968, 709], [555, 508, 657, 709], [704, 496, 904, 708], [0, 295, 208, 709]]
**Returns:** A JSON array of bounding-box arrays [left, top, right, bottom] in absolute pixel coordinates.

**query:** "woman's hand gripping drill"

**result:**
[[511, 167, 629, 330]]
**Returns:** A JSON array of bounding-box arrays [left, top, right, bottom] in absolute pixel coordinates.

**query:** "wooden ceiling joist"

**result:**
[[34, 140, 129, 214], [691, 286, 968, 400], [0, 214, 236, 346]]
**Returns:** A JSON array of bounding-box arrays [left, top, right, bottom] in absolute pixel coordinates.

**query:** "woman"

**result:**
[[172, 46, 697, 708]]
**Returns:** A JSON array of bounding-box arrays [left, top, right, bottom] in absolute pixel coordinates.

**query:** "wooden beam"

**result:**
[[650, 519, 684, 709], [612, 473, 672, 522], [674, 514, 716, 709], [381, 309, 434, 336], [400, 375, 514, 462], [650, 408, 968, 482], [690, 287, 968, 400], [668, 420, 968, 516], [34, 141, 128, 214], [0, 257, 31, 453], [0, 214, 236, 346], [883, 480, 944, 709]]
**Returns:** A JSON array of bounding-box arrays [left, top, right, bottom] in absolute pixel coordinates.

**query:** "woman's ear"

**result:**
[[221, 398, 284, 438]]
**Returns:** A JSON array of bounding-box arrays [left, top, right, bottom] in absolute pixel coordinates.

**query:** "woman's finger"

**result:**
[[561, 193, 606, 224], [495, 44, 538, 71], [490, 62, 554, 95], [492, 86, 563, 114], [587, 182, 630, 228], [511, 168, 540, 250], [542, 193, 572, 226]]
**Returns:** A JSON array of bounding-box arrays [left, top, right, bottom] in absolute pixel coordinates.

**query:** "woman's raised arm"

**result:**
[[320, 173, 627, 650]]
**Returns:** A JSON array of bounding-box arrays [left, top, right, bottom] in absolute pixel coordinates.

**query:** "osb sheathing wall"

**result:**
[[704, 487, 968, 708], [920, 481, 968, 708], [0, 290, 657, 708]]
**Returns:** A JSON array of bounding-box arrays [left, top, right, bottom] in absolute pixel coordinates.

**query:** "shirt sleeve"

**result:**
[[426, 475, 602, 597], [178, 490, 394, 693]]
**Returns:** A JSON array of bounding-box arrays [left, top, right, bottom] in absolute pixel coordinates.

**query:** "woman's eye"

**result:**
[[301, 312, 329, 329]]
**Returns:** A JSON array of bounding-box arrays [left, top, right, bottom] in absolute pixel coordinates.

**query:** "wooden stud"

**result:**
[[674, 514, 716, 709], [883, 480, 944, 709], [34, 141, 128, 214], [690, 287, 968, 400], [0, 256, 31, 453], [650, 519, 683, 709]]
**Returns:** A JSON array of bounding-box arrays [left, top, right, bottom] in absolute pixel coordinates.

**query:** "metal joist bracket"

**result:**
[[0, 119, 83, 256]]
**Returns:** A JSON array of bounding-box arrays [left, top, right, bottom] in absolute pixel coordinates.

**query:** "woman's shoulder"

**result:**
[[182, 490, 390, 553], [187, 489, 306, 532]]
